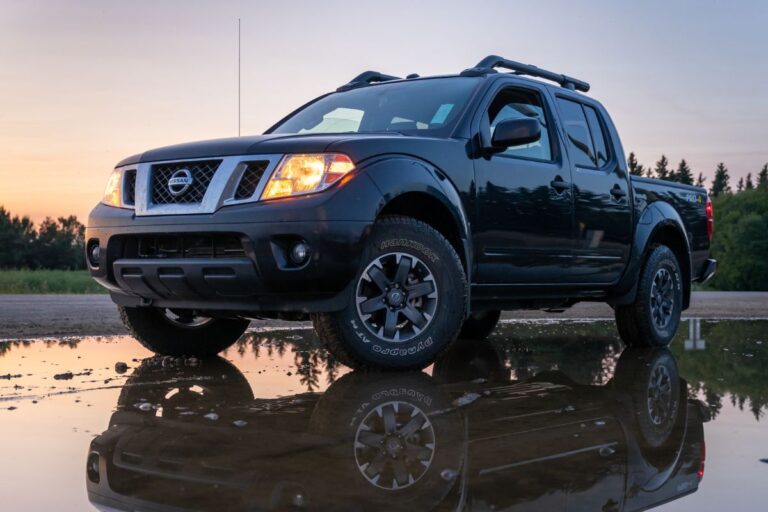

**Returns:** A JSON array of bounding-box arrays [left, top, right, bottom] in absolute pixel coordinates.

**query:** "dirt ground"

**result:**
[[0, 291, 766, 340]]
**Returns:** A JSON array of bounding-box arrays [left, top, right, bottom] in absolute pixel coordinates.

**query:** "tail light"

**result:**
[[705, 198, 714, 242], [698, 442, 706, 481]]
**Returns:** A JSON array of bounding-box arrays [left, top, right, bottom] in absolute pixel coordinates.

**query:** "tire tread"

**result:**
[[312, 215, 467, 370], [615, 244, 681, 347]]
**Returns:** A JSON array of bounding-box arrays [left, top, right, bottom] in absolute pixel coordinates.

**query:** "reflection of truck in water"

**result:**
[[87, 55, 716, 370], [86, 339, 707, 511]]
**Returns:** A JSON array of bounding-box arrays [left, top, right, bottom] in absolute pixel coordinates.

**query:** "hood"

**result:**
[[115, 133, 367, 167], [114, 133, 470, 183]]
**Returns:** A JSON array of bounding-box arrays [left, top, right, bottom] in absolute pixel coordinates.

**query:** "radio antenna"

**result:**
[[237, 17, 241, 136]]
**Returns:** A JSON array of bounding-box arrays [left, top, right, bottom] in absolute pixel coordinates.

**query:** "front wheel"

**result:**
[[615, 244, 683, 347], [119, 306, 250, 356], [312, 216, 468, 370]]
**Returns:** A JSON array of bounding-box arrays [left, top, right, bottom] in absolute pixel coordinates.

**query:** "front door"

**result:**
[[474, 86, 573, 285]]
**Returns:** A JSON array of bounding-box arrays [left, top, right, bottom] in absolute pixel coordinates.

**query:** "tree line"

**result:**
[[0, 207, 85, 270], [626, 151, 768, 197]]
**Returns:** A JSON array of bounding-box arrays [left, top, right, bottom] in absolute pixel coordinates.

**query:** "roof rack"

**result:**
[[461, 55, 590, 93], [337, 71, 402, 92]]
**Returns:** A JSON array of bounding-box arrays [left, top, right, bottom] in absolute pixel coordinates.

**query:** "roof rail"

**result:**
[[337, 71, 402, 92], [462, 55, 590, 93]]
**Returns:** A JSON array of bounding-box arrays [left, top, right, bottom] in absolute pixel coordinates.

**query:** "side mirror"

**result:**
[[490, 118, 541, 149]]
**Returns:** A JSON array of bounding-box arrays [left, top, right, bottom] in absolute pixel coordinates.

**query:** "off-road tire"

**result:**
[[614, 347, 682, 455], [117, 356, 254, 416], [615, 245, 682, 347], [458, 310, 501, 340], [308, 372, 463, 510], [311, 215, 468, 370], [119, 306, 250, 357]]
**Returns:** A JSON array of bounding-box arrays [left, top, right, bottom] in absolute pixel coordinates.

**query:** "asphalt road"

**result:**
[[0, 291, 766, 340]]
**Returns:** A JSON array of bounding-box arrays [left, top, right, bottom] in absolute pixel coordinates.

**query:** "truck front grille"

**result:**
[[151, 160, 222, 205], [124, 169, 136, 205], [119, 234, 247, 259], [234, 161, 270, 200]]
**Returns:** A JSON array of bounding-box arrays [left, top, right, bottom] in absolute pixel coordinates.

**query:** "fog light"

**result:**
[[290, 242, 309, 265], [87, 240, 100, 267], [87, 452, 100, 483]]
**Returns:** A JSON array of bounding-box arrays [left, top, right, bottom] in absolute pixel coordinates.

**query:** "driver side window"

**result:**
[[487, 88, 553, 161]]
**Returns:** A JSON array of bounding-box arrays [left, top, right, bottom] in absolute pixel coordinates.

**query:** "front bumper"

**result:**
[[86, 203, 374, 314]]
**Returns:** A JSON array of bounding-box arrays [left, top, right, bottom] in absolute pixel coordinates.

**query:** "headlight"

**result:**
[[261, 153, 355, 200], [102, 168, 133, 208]]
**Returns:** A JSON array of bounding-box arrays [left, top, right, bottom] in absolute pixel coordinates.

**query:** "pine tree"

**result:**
[[758, 163, 768, 190], [710, 162, 731, 197], [654, 155, 670, 180], [696, 172, 706, 187], [737, 177, 744, 192], [745, 173, 754, 190], [675, 159, 694, 185], [627, 152, 644, 176]]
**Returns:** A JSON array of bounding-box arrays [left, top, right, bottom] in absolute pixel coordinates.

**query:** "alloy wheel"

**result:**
[[162, 308, 214, 329], [355, 252, 438, 342], [647, 364, 673, 426], [353, 400, 436, 490], [650, 268, 675, 329]]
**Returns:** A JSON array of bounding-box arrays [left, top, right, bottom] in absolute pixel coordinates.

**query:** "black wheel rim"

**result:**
[[354, 400, 436, 490], [162, 309, 213, 329], [355, 252, 438, 342], [650, 268, 675, 329], [647, 364, 673, 426]]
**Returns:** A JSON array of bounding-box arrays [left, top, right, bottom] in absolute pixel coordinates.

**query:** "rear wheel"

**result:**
[[614, 347, 682, 452], [615, 245, 682, 347], [119, 306, 250, 356], [312, 216, 467, 370]]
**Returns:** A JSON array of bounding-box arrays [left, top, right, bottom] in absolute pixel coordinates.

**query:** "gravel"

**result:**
[[0, 292, 766, 339]]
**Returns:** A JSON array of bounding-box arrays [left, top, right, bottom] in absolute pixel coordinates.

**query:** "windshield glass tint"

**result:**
[[271, 78, 480, 135]]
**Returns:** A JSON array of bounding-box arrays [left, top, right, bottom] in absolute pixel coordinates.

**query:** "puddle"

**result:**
[[1, 319, 767, 511]]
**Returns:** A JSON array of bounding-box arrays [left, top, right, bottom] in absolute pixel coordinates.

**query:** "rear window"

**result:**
[[584, 105, 609, 167], [557, 98, 595, 168], [556, 98, 611, 169]]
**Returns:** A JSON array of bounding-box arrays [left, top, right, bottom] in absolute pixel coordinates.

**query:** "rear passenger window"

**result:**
[[556, 98, 595, 168], [584, 105, 609, 167], [487, 88, 553, 161]]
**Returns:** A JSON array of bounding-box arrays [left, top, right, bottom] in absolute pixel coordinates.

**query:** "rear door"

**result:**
[[554, 97, 632, 284]]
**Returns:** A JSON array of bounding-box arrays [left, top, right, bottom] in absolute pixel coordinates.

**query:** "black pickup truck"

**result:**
[[87, 55, 717, 369]]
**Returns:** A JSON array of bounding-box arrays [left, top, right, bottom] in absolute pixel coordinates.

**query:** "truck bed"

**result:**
[[630, 176, 710, 278]]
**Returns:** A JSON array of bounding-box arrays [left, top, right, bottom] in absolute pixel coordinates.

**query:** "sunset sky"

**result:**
[[1, 0, 766, 224]]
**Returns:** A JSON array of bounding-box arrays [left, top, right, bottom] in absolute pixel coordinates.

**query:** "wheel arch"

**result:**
[[647, 222, 691, 309], [363, 156, 473, 279], [612, 202, 692, 309]]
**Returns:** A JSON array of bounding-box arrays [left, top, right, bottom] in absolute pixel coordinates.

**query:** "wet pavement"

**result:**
[[1, 319, 767, 511]]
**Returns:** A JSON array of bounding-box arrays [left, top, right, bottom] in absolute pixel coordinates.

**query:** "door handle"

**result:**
[[550, 177, 570, 193], [610, 185, 627, 199]]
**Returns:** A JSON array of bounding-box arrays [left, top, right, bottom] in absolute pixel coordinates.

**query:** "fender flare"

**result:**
[[611, 201, 692, 308], [359, 155, 474, 310]]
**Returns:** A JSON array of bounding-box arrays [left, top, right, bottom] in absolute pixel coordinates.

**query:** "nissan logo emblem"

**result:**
[[167, 169, 194, 196]]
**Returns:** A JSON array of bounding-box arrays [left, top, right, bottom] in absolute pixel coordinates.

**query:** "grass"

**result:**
[[0, 270, 107, 294]]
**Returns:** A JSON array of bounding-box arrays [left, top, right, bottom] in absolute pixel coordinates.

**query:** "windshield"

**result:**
[[270, 77, 480, 136]]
